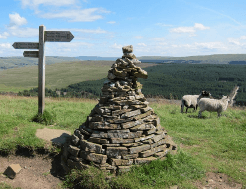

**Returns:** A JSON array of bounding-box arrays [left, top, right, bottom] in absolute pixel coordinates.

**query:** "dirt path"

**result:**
[[0, 127, 71, 189], [194, 172, 243, 189], [0, 153, 66, 189]]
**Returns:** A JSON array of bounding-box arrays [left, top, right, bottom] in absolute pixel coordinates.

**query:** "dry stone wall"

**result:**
[[61, 45, 177, 175]]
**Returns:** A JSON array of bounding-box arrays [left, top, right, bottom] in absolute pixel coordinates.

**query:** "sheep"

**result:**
[[198, 86, 239, 118], [181, 91, 211, 113]]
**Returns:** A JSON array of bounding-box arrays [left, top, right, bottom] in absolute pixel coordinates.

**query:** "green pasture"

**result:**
[[0, 61, 113, 92], [0, 95, 245, 188], [0, 61, 155, 93]]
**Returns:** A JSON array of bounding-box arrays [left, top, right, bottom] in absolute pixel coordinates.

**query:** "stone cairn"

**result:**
[[61, 45, 177, 175]]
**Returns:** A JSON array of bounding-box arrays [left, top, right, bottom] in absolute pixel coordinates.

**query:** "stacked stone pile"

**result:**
[[61, 45, 177, 175]]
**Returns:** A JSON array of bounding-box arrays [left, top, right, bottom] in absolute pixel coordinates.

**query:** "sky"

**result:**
[[0, 0, 246, 57]]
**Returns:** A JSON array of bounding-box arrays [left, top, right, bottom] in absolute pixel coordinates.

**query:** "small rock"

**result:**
[[170, 185, 178, 189], [4, 164, 22, 179]]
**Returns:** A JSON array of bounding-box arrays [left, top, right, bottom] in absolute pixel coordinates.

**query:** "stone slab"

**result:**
[[4, 164, 22, 179], [128, 144, 151, 154], [106, 147, 128, 158], [67, 159, 89, 170], [35, 127, 71, 147], [111, 138, 134, 144], [80, 140, 103, 153], [67, 145, 80, 157], [139, 144, 166, 158], [109, 158, 133, 166], [80, 151, 107, 164], [134, 157, 157, 164], [88, 137, 109, 144]]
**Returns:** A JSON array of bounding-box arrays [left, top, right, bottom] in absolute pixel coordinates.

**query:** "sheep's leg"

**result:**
[[217, 112, 221, 117], [181, 104, 184, 113], [186, 107, 188, 113], [198, 110, 203, 118]]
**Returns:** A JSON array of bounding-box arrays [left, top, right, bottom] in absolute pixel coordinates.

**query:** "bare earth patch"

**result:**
[[194, 172, 242, 189], [0, 127, 71, 189], [0, 154, 65, 189]]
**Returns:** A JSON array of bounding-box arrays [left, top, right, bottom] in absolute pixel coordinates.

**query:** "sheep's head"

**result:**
[[221, 95, 230, 102], [201, 91, 212, 98]]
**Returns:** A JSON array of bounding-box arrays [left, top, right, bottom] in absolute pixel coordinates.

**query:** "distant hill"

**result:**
[[76, 56, 118, 61], [0, 56, 80, 70], [138, 54, 246, 64], [75, 54, 246, 64], [2, 54, 246, 71]]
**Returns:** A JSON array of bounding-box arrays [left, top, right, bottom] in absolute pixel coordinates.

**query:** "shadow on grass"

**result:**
[[32, 110, 56, 125], [188, 115, 209, 119], [15, 145, 35, 157]]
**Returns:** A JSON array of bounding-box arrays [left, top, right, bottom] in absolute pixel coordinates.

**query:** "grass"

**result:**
[[0, 61, 112, 92], [62, 151, 204, 189], [0, 95, 245, 188], [0, 95, 96, 154]]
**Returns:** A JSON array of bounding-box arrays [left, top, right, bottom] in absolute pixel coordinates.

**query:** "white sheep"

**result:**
[[181, 91, 211, 113], [198, 86, 239, 118]]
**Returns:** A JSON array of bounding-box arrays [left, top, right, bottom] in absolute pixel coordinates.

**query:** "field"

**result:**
[[0, 61, 114, 93], [0, 61, 154, 93], [0, 95, 245, 189]]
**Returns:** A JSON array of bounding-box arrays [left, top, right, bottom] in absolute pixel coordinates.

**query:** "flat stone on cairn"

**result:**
[[61, 45, 177, 174]]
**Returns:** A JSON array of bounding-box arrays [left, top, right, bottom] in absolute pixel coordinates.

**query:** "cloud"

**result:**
[[71, 28, 107, 34], [0, 43, 15, 56], [194, 42, 225, 49], [41, 8, 110, 22], [18, 0, 110, 22], [228, 38, 241, 46], [157, 42, 167, 46], [111, 43, 122, 49], [171, 42, 226, 50], [9, 27, 38, 38], [170, 23, 210, 34], [170, 27, 195, 33], [194, 23, 210, 30], [0, 32, 10, 39], [0, 43, 12, 48], [227, 36, 246, 46], [152, 37, 165, 41], [8, 13, 27, 28], [107, 21, 116, 24], [19, 0, 77, 10], [240, 36, 246, 40], [137, 43, 147, 47]]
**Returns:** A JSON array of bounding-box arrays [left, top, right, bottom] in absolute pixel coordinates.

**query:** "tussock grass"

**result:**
[[0, 95, 245, 188], [0, 95, 96, 154], [62, 151, 204, 189]]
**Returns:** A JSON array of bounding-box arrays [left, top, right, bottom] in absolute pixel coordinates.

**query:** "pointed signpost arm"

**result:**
[[38, 25, 46, 115], [12, 25, 74, 115]]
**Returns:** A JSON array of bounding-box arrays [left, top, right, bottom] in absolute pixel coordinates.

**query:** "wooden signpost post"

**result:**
[[12, 25, 74, 115]]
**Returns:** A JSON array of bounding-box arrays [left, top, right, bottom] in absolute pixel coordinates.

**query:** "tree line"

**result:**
[[18, 64, 246, 105]]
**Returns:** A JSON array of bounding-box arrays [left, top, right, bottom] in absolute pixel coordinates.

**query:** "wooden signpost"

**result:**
[[12, 25, 74, 114]]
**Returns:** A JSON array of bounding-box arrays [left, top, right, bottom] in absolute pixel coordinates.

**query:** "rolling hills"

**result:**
[[1, 54, 246, 72], [0, 60, 155, 92]]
